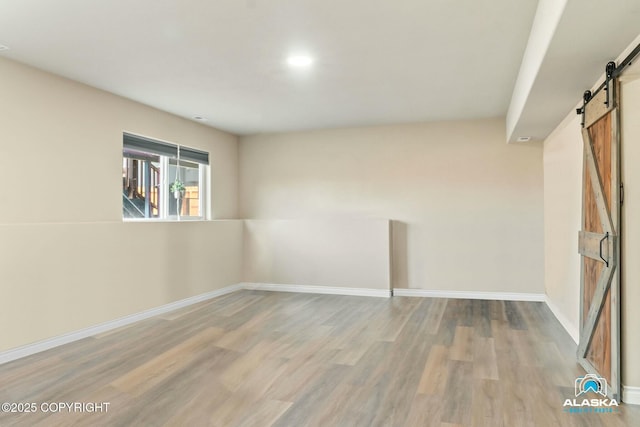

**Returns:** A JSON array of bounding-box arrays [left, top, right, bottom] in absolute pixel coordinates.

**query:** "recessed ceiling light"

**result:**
[[0, 44, 9, 51], [516, 136, 531, 142], [193, 116, 207, 121], [287, 55, 313, 67]]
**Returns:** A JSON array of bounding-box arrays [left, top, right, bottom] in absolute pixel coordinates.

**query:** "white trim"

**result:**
[[392, 288, 546, 302], [544, 295, 580, 344], [622, 385, 640, 405], [0, 283, 591, 370], [0, 283, 244, 366], [243, 282, 391, 298]]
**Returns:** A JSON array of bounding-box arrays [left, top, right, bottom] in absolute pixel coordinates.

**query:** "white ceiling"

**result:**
[[1, 1, 638, 139], [0, 0, 538, 135]]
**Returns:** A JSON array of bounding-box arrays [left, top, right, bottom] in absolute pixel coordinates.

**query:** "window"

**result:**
[[122, 133, 209, 220]]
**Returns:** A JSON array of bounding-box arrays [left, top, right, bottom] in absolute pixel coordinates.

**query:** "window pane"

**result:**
[[123, 157, 161, 219], [168, 160, 201, 218]]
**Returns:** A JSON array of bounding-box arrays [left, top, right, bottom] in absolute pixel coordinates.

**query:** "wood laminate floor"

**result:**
[[0, 291, 638, 426]]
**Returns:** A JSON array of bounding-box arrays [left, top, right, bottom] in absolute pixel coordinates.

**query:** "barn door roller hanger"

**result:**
[[577, 42, 640, 126]]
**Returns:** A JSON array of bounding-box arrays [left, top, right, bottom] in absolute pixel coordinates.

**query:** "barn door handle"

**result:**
[[599, 232, 609, 267]]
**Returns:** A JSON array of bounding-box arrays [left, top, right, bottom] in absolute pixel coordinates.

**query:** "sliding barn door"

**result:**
[[577, 76, 621, 399]]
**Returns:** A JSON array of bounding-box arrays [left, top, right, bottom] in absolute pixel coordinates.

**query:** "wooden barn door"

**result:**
[[577, 74, 621, 400]]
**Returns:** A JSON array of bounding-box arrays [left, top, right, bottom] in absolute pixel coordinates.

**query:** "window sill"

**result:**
[[123, 217, 208, 223]]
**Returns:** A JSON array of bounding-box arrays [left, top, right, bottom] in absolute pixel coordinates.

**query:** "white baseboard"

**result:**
[[0, 283, 244, 366], [392, 288, 546, 302], [0, 282, 588, 369], [243, 282, 392, 298], [544, 296, 580, 344], [622, 385, 640, 405]]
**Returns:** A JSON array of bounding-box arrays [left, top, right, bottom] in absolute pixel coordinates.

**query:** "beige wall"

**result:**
[[0, 57, 242, 352], [239, 119, 544, 294], [244, 219, 390, 289], [0, 221, 243, 351], [542, 113, 583, 342], [0, 57, 238, 222], [621, 74, 640, 389]]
